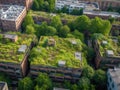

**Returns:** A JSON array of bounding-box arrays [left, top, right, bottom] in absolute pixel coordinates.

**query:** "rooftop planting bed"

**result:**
[[0, 32, 35, 63], [31, 10, 78, 21], [93, 34, 120, 57], [29, 36, 87, 68]]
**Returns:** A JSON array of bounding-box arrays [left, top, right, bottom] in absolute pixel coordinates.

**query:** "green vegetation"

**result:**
[[91, 33, 120, 57], [29, 36, 87, 68], [18, 73, 52, 90], [18, 77, 34, 90], [0, 73, 11, 85], [0, 32, 36, 63], [29, 11, 112, 36], [32, 0, 55, 12]]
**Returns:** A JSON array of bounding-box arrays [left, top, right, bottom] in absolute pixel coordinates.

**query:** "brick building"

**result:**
[[0, 33, 36, 80], [92, 38, 120, 69], [0, 0, 33, 9], [79, 0, 120, 10], [0, 5, 26, 31]]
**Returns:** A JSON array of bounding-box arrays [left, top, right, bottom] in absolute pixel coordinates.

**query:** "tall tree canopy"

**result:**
[[50, 16, 63, 30], [74, 15, 91, 32], [18, 77, 34, 90], [90, 17, 111, 35]]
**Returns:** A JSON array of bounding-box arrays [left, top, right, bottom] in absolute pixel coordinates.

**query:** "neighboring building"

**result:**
[[79, 0, 120, 10], [53, 87, 69, 90], [0, 0, 33, 9], [92, 36, 120, 69], [0, 33, 36, 80], [84, 11, 120, 20], [55, 0, 99, 13], [0, 5, 26, 31], [29, 36, 85, 82], [107, 68, 120, 90], [0, 82, 8, 90]]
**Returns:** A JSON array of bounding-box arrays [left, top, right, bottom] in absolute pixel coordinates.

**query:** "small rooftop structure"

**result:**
[[102, 40, 108, 45], [3, 34, 18, 42], [58, 60, 66, 67], [18, 45, 27, 53], [53, 87, 69, 90], [75, 52, 82, 60], [0, 82, 8, 90], [71, 40, 77, 45], [0, 5, 25, 21], [50, 13, 56, 17], [106, 50, 114, 57], [48, 38, 56, 46]]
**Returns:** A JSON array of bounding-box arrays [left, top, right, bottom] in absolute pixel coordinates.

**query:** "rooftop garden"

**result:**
[[29, 36, 87, 68], [92, 33, 120, 57], [0, 32, 36, 63], [30, 10, 78, 21]]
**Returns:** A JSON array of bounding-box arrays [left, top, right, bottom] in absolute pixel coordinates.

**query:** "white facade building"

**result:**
[[107, 68, 120, 90], [55, 0, 99, 13]]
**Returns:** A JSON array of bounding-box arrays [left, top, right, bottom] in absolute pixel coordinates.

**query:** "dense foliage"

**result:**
[[0, 33, 36, 63], [29, 36, 87, 68], [32, 0, 55, 12], [18, 77, 34, 90]]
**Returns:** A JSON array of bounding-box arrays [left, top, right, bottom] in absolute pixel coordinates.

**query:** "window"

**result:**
[[109, 77, 112, 82], [112, 83, 114, 88]]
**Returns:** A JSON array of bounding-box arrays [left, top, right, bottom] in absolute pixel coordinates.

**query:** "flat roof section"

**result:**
[[0, 33, 35, 63], [0, 4, 25, 21]]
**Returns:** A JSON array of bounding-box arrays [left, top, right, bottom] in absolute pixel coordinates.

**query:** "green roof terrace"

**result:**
[[92, 34, 120, 57], [29, 36, 87, 68], [0, 32, 36, 63]]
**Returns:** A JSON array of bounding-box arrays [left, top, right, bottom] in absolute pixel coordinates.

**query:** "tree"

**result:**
[[50, 16, 63, 31], [35, 73, 52, 90], [64, 81, 71, 89], [45, 26, 57, 36], [93, 69, 106, 89], [43, 1, 49, 11], [58, 25, 70, 38], [61, 6, 69, 13], [22, 14, 34, 29], [48, 0, 55, 12], [37, 0, 44, 10], [0, 73, 11, 85], [70, 8, 83, 15], [108, 17, 115, 24], [72, 30, 84, 42], [107, 4, 113, 11], [82, 65, 95, 79], [18, 77, 33, 90], [78, 77, 90, 90], [26, 25, 35, 34], [32, 0, 39, 10], [74, 15, 91, 32], [71, 84, 78, 90], [90, 17, 111, 35], [117, 7, 120, 13]]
